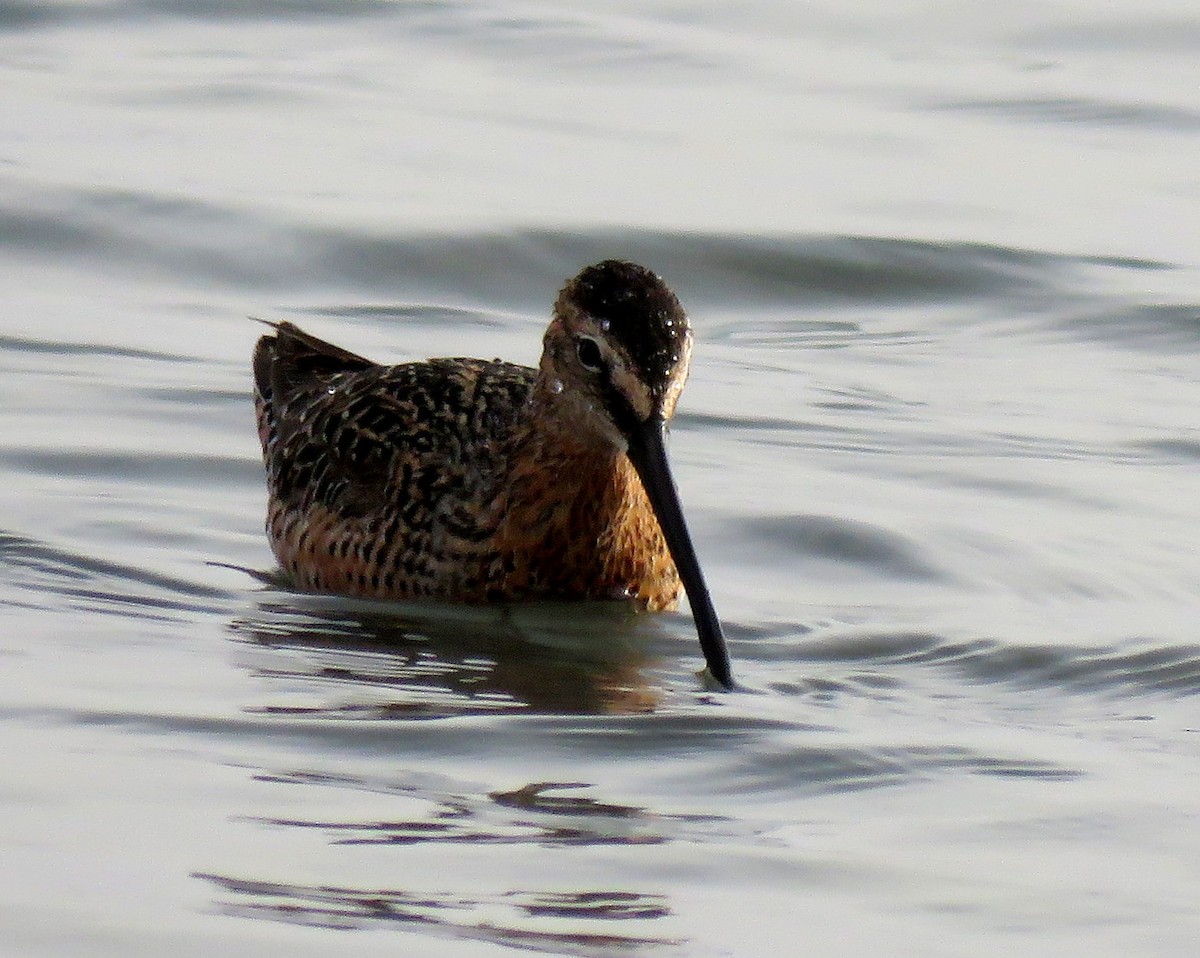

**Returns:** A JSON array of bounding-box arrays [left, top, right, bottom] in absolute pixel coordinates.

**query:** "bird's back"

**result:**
[[253, 322, 535, 599]]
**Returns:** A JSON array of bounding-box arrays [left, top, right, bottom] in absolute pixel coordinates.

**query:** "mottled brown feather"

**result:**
[[253, 313, 683, 610]]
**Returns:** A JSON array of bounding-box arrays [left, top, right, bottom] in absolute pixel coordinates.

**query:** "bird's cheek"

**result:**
[[609, 366, 654, 422]]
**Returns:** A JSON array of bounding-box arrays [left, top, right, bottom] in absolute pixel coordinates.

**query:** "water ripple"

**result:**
[[194, 872, 683, 955], [0, 529, 234, 616], [2, 185, 1174, 313], [929, 96, 1200, 133], [244, 773, 740, 850], [802, 630, 1200, 699], [736, 515, 947, 583]]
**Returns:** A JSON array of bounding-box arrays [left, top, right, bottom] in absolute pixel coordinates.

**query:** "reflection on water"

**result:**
[[229, 592, 675, 716], [196, 871, 682, 955], [196, 758, 728, 954], [206, 597, 752, 955], [242, 772, 734, 849]]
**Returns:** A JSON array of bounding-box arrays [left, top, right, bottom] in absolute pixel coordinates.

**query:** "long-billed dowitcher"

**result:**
[[253, 259, 733, 687]]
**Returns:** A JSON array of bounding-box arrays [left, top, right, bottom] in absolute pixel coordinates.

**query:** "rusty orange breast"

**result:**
[[493, 443, 682, 610]]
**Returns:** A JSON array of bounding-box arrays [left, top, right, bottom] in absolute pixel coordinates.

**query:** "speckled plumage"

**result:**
[[253, 260, 733, 686], [255, 262, 685, 606]]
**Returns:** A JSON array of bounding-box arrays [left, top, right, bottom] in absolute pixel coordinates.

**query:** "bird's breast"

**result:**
[[493, 445, 682, 609]]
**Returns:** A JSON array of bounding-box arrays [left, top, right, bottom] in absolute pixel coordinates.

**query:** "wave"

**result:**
[[0, 184, 1173, 308], [0, 528, 236, 618], [795, 629, 1200, 699]]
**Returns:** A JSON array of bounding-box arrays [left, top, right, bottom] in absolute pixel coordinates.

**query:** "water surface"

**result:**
[[2, 2, 1199, 956]]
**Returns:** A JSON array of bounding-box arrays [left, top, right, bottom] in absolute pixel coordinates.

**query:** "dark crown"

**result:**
[[565, 260, 690, 388]]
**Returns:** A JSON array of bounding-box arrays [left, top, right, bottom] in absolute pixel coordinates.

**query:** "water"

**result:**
[[2, 2, 1199, 956]]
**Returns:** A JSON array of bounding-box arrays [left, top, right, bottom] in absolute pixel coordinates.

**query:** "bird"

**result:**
[[252, 259, 732, 688]]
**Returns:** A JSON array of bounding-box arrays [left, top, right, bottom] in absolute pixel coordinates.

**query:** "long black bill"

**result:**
[[625, 417, 733, 689]]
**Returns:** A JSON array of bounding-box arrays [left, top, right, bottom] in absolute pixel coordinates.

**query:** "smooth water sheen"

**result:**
[[2, 3, 1199, 956]]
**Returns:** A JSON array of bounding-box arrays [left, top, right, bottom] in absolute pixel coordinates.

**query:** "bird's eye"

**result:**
[[576, 337, 604, 372]]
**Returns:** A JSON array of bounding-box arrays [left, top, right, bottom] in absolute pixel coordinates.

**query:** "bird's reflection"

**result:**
[[194, 870, 682, 953], [208, 589, 743, 952], [195, 769, 726, 952], [227, 588, 673, 716]]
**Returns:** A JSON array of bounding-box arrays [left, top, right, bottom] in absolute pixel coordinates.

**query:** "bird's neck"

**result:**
[[492, 387, 681, 609]]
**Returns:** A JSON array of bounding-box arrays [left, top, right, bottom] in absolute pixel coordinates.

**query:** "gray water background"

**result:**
[[1, 2, 1198, 956]]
